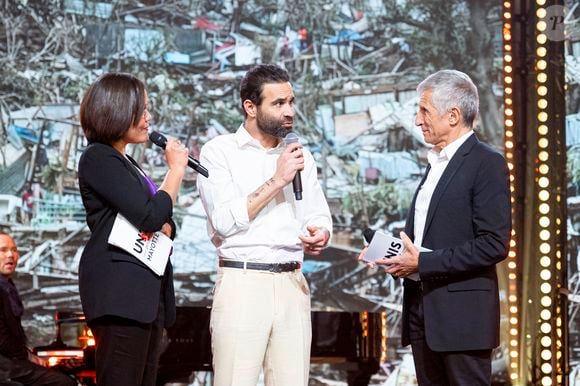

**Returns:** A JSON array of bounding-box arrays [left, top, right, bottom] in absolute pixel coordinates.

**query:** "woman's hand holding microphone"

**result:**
[[165, 138, 189, 172], [159, 138, 189, 203]]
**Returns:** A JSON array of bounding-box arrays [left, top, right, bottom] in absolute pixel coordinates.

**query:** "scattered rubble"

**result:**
[[0, 1, 551, 384]]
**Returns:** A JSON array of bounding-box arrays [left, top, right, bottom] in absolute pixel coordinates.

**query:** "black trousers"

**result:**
[[90, 299, 165, 386], [408, 288, 492, 386], [2, 356, 76, 386]]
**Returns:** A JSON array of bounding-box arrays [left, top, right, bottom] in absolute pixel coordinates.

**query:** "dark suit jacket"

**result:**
[[78, 142, 176, 326], [401, 134, 511, 351], [0, 287, 27, 361]]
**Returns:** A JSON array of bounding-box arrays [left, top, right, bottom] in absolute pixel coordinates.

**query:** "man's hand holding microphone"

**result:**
[[276, 134, 330, 255], [273, 140, 304, 191]]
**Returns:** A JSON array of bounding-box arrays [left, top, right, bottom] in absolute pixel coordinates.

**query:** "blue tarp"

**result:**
[[326, 29, 363, 44], [9, 124, 38, 146]]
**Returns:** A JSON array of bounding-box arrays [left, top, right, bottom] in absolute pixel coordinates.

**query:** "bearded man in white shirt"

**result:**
[[197, 64, 332, 386]]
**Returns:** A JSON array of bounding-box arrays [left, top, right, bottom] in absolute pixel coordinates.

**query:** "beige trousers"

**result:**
[[210, 267, 311, 386]]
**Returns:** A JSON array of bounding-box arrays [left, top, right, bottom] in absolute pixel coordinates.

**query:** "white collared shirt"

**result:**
[[197, 125, 332, 263], [414, 130, 474, 248]]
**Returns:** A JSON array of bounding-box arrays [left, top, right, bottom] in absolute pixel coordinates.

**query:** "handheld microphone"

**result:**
[[149, 131, 209, 178], [282, 132, 302, 200], [363, 228, 375, 244]]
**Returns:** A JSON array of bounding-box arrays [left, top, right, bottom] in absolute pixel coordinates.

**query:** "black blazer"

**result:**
[[0, 288, 27, 361], [78, 142, 176, 326], [402, 134, 511, 351]]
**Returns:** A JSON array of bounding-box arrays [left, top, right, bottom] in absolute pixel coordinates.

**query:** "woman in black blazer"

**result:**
[[77, 73, 188, 386]]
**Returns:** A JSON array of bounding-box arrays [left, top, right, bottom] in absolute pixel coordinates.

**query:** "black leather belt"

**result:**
[[219, 260, 301, 273]]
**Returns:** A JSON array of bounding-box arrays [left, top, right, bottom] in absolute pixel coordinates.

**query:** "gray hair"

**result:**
[[417, 70, 479, 129]]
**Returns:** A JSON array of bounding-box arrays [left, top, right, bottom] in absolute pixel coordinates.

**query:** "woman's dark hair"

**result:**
[[239, 64, 290, 117], [80, 73, 146, 144]]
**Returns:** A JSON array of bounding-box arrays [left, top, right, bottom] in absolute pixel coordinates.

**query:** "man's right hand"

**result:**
[[274, 142, 304, 185], [247, 142, 304, 220]]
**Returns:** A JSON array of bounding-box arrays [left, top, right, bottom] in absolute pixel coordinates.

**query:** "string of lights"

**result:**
[[502, 2, 521, 384], [503, 1, 567, 384]]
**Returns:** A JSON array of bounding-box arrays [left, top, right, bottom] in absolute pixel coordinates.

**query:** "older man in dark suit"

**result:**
[[0, 232, 76, 386], [362, 70, 511, 385]]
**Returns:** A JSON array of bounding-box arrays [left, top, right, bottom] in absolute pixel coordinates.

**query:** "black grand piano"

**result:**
[[157, 306, 385, 386], [34, 306, 385, 386]]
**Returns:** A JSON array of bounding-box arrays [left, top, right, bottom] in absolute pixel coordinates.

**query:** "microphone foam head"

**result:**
[[283, 132, 299, 145]]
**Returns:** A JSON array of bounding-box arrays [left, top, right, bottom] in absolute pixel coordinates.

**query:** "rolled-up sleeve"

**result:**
[[197, 141, 250, 239]]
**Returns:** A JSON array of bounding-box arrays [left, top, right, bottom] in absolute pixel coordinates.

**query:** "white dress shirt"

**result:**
[[197, 125, 332, 263], [414, 130, 474, 248]]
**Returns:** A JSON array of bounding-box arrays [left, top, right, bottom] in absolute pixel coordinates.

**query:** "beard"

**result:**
[[256, 109, 293, 138]]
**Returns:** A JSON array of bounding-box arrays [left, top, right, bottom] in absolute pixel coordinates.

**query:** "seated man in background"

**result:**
[[0, 232, 76, 386]]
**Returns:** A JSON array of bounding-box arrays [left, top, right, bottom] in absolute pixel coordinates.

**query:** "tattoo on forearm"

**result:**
[[248, 178, 275, 206]]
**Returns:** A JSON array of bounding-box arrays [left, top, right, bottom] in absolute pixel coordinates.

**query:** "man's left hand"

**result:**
[[299, 226, 330, 256], [381, 231, 420, 278]]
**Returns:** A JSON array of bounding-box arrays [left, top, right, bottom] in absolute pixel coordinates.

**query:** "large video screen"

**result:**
[[0, 1, 506, 384]]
